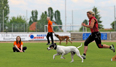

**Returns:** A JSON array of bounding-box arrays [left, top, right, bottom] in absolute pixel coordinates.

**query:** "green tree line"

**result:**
[[0, 0, 62, 32], [0, 1, 115, 32]]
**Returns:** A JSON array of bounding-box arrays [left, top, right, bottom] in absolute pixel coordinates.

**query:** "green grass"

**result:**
[[0, 42, 116, 67]]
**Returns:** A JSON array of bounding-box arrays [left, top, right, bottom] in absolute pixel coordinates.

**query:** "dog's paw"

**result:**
[[61, 57, 65, 59], [53, 56, 55, 59], [53, 57, 55, 59], [70, 60, 74, 63], [82, 61, 83, 63]]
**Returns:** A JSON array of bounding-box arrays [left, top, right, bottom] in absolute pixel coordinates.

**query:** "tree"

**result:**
[[29, 10, 38, 25], [0, 0, 9, 23], [111, 21, 116, 29], [9, 16, 26, 23], [45, 11, 47, 15], [54, 10, 62, 31], [54, 10, 62, 25], [29, 17, 33, 26], [79, 19, 88, 31], [36, 11, 47, 32], [48, 7, 53, 21], [8, 16, 27, 32], [83, 19, 88, 25], [36, 7, 63, 32], [0, 0, 9, 31], [92, 6, 103, 29]]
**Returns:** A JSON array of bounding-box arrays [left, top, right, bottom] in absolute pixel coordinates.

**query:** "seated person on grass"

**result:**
[[13, 36, 27, 52]]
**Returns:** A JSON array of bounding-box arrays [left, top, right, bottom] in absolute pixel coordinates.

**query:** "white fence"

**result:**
[[0, 32, 70, 41], [0, 32, 116, 41]]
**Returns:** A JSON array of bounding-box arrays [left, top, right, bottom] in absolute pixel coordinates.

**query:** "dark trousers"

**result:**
[[46, 32, 54, 44], [13, 47, 27, 52], [84, 32, 103, 48]]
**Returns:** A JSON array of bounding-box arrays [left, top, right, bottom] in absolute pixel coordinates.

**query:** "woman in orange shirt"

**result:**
[[13, 36, 27, 52]]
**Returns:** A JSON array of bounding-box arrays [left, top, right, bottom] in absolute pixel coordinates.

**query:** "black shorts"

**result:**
[[84, 32, 103, 48]]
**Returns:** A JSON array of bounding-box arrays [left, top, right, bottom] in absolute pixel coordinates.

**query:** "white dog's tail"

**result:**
[[77, 43, 82, 49]]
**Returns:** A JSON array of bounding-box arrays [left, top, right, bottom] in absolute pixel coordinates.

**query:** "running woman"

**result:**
[[81, 11, 115, 59]]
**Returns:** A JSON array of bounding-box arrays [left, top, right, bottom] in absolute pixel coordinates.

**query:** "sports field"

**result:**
[[0, 42, 116, 67]]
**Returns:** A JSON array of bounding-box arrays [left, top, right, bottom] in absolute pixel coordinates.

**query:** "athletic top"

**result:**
[[89, 16, 99, 33], [13, 41, 23, 48], [48, 20, 53, 32]]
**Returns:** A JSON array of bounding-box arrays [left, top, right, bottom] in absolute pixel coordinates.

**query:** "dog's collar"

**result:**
[[54, 45, 57, 50]]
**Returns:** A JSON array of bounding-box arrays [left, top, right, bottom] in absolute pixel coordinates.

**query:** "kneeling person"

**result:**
[[13, 36, 27, 52]]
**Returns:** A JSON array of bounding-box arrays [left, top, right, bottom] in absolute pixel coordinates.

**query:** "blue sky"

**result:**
[[9, 0, 116, 29]]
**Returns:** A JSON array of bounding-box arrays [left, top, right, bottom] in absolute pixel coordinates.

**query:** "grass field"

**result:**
[[0, 42, 116, 67]]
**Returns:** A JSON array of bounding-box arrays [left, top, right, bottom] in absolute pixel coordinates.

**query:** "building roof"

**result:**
[[29, 22, 37, 31]]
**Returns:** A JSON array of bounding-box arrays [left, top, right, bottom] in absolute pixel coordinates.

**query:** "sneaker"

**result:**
[[110, 44, 115, 52], [82, 54, 86, 59], [46, 43, 50, 45]]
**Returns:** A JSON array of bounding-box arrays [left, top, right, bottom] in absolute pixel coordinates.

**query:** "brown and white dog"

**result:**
[[47, 43, 83, 63], [55, 34, 72, 45]]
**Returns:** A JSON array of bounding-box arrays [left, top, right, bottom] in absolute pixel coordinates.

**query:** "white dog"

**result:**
[[47, 43, 83, 63]]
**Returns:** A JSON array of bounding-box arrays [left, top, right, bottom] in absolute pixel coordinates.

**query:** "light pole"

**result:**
[[65, 0, 67, 32], [114, 5, 116, 31], [3, 10, 4, 32], [72, 10, 73, 31], [2, 0, 4, 32]]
